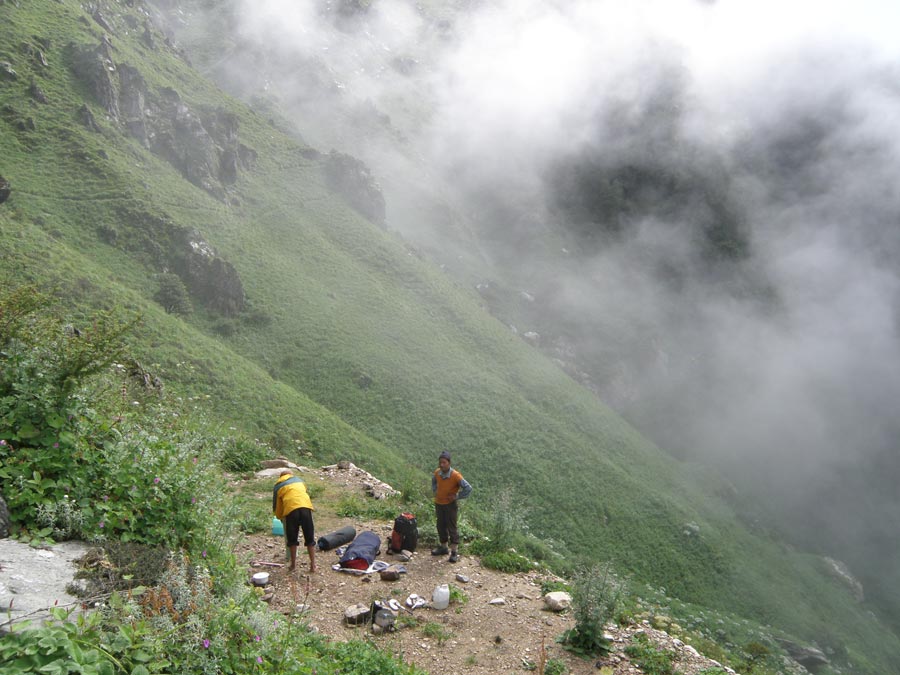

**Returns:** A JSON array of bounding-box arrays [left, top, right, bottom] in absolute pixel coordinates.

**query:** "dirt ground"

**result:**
[[235, 464, 738, 675]]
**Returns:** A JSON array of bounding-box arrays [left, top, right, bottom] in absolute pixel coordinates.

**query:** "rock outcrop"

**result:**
[[171, 229, 245, 317], [0, 176, 10, 205], [70, 38, 119, 120], [323, 150, 386, 226], [70, 40, 255, 200], [823, 556, 864, 602]]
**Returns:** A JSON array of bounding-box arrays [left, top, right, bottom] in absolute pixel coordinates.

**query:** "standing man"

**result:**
[[273, 469, 317, 574], [431, 450, 472, 563]]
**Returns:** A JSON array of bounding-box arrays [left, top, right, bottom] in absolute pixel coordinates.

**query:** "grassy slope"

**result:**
[[1, 2, 898, 671]]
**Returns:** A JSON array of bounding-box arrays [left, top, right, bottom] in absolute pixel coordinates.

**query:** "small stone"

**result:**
[[456, 574, 470, 583], [489, 597, 506, 605], [344, 603, 370, 625]]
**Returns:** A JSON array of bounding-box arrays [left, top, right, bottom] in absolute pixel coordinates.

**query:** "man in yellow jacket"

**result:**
[[273, 470, 316, 573]]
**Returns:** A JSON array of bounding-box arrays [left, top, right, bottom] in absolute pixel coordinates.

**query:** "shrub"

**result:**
[[559, 564, 622, 657], [624, 633, 678, 675], [449, 583, 468, 605], [335, 494, 400, 521], [544, 658, 568, 675], [218, 434, 267, 473], [481, 549, 535, 573], [35, 495, 85, 541], [541, 580, 571, 595], [154, 272, 193, 316], [0, 285, 139, 540]]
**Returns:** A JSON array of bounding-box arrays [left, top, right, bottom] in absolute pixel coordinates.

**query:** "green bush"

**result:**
[[559, 564, 622, 657], [0, 285, 221, 552], [218, 435, 267, 474], [544, 658, 568, 675], [541, 580, 571, 595], [624, 633, 678, 675], [154, 272, 193, 316], [335, 494, 401, 521], [480, 549, 535, 573]]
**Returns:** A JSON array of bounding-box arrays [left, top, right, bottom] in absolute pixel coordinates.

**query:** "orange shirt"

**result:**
[[433, 468, 464, 505]]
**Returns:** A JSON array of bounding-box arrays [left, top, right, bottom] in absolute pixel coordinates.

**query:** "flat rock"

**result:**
[[0, 539, 91, 630]]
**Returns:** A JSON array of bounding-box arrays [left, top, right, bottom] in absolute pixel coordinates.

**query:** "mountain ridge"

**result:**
[[1, 1, 899, 672]]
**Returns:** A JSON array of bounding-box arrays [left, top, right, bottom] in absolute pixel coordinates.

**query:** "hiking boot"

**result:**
[[431, 545, 449, 556], [448, 552, 459, 563]]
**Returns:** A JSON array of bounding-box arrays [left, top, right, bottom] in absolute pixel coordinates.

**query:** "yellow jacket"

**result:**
[[273, 473, 314, 519]]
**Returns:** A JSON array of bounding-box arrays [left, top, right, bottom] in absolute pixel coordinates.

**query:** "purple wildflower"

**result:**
[[153, 477, 161, 484], [202, 639, 210, 649]]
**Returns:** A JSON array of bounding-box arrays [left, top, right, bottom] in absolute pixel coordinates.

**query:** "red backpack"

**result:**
[[389, 513, 418, 553]]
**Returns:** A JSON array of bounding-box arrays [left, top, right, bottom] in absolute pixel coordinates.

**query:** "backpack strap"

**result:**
[[272, 476, 304, 512]]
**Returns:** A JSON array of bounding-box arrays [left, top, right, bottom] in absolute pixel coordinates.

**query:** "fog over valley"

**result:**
[[168, 0, 900, 627]]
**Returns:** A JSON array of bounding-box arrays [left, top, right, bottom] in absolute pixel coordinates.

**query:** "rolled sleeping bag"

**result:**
[[317, 525, 357, 551]]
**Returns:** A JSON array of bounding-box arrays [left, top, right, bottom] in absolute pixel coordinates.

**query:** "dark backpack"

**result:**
[[389, 512, 418, 553]]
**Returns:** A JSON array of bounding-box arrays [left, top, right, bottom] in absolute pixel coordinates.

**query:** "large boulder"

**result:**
[[777, 639, 830, 672]]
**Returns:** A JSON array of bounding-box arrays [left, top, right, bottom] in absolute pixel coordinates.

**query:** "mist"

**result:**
[[186, 0, 900, 615]]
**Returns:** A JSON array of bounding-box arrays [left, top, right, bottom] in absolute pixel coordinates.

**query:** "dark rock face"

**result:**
[[0, 61, 18, 81], [0, 176, 10, 205], [70, 39, 120, 120], [172, 230, 245, 316], [777, 639, 830, 672], [28, 80, 49, 104], [70, 41, 255, 200], [323, 150, 386, 226], [79, 103, 101, 132], [118, 64, 148, 143]]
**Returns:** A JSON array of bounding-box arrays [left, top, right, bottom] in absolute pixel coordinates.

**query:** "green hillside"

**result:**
[[1, 1, 898, 672]]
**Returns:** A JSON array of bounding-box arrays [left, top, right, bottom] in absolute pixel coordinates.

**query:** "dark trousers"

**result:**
[[285, 507, 314, 547], [435, 501, 459, 547]]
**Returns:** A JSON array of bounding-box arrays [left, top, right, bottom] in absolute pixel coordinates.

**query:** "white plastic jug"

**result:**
[[432, 583, 450, 610]]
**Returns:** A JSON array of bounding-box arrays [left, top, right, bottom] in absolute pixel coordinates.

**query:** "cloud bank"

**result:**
[[221, 0, 900, 582]]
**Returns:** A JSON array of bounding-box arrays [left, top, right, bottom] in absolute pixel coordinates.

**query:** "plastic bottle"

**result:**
[[432, 583, 450, 610], [271, 516, 284, 536]]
